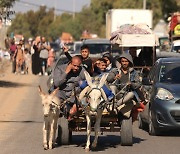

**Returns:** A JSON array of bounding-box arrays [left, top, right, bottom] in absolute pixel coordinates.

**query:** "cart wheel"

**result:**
[[69, 130, 72, 143], [56, 117, 70, 145], [138, 114, 148, 130], [121, 117, 133, 146]]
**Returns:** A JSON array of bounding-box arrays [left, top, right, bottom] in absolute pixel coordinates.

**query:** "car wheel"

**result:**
[[148, 110, 160, 136]]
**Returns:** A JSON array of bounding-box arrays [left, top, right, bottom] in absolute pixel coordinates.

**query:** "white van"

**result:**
[[73, 41, 83, 53]]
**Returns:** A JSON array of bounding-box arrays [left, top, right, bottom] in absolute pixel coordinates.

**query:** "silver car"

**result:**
[[139, 57, 180, 135]]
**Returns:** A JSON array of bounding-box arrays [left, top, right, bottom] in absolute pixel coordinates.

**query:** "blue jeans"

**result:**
[[79, 80, 114, 99]]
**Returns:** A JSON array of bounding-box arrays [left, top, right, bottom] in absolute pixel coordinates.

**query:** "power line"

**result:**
[[17, 0, 74, 14]]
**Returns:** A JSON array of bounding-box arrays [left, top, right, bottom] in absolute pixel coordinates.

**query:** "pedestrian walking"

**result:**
[[14, 43, 25, 74], [39, 37, 50, 76], [32, 36, 41, 75], [9, 39, 17, 73]]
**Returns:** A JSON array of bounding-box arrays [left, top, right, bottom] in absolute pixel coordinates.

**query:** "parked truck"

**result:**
[[106, 9, 153, 39]]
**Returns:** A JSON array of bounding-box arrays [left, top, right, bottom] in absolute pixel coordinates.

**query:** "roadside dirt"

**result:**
[[0, 60, 40, 129]]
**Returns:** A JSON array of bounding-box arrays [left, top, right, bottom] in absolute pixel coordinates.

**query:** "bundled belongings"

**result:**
[[110, 24, 159, 47], [168, 12, 180, 41]]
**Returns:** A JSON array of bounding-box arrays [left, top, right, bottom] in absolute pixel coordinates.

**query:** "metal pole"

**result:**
[[54, 0, 57, 21], [73, 0, 75, 19], [143, 0, 146, 10]]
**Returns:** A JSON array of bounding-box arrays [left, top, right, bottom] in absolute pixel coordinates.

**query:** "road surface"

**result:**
[[0, 62, 180, 154]]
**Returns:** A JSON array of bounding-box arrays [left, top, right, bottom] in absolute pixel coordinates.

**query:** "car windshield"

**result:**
[[50, 43, 60, 52], [173, 46, 180, 53], [74, 43, 82, 53], [87, 44, 111, 54], [159, 63, 180, 84]]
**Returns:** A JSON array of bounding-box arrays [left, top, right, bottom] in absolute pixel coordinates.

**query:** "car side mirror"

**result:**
[[142, 78, 152, 85]]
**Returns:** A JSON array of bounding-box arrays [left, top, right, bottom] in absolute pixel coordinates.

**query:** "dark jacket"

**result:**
[[53, 63, 85, 100], [65, 52, 93, 75], [108, 53, 141, 90]]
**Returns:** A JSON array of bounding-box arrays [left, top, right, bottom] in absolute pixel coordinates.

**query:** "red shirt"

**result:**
[[10, 44, 17, 53]]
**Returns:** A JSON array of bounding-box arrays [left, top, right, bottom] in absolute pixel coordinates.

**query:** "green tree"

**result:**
[[88, 0, 179, 37], [0, 0, 16, 7], [47, 13, 73, 40], [8, 6, 55, 39], [47, 13, 83, 40], [0, 0, 17, 22], [38, 8, 55, 39], [8, 12, 32, 38], [7, 0, 180, 41], [88, 0, 113, 37], [47, 15, 62, 41], [161, 0, 179, 19], [113, 0, 143, 8]]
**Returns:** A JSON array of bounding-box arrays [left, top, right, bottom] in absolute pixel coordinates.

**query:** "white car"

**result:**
[[171, 40, 180, 53], [82, 38, 121, 59], [73, 41, 83, 53]]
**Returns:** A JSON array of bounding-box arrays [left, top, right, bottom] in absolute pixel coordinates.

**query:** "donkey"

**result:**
[[38, 86, 61, 150], [79, 71, 109, 152]]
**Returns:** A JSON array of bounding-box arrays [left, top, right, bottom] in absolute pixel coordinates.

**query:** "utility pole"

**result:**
[[73, 0, 75, 20], [54, 0, 57, 21], [143, 0, 146, 9]]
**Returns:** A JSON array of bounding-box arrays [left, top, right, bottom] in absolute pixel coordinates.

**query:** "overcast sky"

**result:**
[[13, 0, 91, 14]]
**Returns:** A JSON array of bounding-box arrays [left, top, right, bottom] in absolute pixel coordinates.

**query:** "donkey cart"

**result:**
[[47, 60, 133, 148], [50, 24, 160, 150], [56, 109, 133, 146], [56, 79, 134, 147]]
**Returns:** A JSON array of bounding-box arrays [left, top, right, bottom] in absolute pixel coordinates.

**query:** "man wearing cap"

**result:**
[[108, 53, 145, 122]]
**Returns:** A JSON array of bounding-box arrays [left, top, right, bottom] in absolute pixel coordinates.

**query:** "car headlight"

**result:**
[[47, 76, 54, 89], [156, 88, 174, 100], [50, 78, 54, 85]]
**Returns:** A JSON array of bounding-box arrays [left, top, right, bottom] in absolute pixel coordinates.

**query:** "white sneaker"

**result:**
[[38, 72, 42, 76], [44, 72, 48, 76]]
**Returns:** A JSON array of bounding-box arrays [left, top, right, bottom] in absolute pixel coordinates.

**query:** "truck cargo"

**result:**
[[168, 12, 180, 42], [110, 23, 159, 81], [106, 9, 153, 39]]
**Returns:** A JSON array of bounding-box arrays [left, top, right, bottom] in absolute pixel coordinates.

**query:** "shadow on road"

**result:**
[[0, 80, 30, 88], [161, 130, 180, 137], [69, 134, 146, 152], [140, 127, 180, 137], [0, 120, 43, 123]]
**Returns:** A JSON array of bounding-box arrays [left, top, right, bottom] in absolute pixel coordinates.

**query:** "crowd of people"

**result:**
[[6, 36, 55, 75], [4, 35, 145, 121], [52, 43, 145, 121]]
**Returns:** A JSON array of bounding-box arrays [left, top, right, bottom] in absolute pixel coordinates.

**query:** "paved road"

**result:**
[[0, 71, 180, 154]]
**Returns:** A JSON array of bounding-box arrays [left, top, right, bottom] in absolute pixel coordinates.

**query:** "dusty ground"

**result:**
[[1, 61, 180, 154], [0, 60, 40, 130]]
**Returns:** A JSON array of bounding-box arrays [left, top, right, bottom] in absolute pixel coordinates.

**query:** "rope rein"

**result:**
[[51, 90, 76, 109], [82, 86, 108, 111]]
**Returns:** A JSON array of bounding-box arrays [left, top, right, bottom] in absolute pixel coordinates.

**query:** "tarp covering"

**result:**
[[110, 24, 159, 47]]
